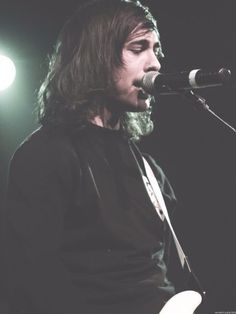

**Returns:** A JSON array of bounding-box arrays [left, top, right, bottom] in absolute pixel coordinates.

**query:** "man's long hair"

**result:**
[[38, 0, 161, 141]]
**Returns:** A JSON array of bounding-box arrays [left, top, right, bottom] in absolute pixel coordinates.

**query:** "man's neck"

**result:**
[[89, 107, 121, 130]]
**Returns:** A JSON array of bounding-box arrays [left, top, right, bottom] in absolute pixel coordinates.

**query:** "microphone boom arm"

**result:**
[[181, 90, 236, 135]]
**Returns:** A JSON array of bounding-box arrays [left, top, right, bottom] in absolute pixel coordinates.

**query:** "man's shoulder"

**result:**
[[11, 126, 79, 169]]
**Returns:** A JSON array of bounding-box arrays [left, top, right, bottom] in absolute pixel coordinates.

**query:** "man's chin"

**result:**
[[136, 98, 151, 111]]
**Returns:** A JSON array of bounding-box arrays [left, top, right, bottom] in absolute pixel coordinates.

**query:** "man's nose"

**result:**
[[144, 52, 161, 73]]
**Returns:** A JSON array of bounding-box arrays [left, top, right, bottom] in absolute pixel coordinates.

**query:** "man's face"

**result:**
[[113, 28, 161, 112]]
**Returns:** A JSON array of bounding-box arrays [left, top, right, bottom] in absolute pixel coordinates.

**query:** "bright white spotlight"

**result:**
[[0, 55, 16, 91]]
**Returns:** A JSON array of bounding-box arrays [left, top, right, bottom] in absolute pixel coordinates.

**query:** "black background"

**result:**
[[0, 1, 235, 313]]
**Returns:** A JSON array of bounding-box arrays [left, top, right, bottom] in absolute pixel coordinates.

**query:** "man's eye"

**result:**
[[131, 49, 142, 54], [130, 48, 142, 54]]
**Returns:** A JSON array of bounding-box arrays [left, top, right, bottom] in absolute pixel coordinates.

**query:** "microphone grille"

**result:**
[[142, 71, 159, 94]]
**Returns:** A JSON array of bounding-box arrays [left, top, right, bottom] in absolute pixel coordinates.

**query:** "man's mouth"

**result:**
[[133, 79, 150, 100]]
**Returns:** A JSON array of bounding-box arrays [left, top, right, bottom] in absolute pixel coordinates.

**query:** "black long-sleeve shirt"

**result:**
[[4, 124, 176, 314]]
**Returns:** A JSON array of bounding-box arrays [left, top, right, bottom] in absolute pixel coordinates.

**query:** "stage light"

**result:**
[[0, 54, 16, 91]]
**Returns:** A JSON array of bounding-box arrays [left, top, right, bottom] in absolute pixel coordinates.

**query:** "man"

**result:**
[[4, 1, 177, 313]]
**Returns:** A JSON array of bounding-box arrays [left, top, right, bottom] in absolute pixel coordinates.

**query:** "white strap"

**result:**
[[142, 157, 188, 269], [142, 174, 165, 221]]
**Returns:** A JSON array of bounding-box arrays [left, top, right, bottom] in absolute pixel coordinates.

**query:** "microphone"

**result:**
[[139, 68, 232, 95]]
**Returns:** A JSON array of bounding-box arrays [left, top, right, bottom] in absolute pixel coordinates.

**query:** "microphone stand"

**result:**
[[180, 90, 236, 135]]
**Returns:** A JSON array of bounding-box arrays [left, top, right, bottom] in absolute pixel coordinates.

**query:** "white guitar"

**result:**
[[159, 290, 202, 314]]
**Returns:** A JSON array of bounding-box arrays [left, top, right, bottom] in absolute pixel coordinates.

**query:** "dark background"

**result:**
[[0, 1, 235, 313]]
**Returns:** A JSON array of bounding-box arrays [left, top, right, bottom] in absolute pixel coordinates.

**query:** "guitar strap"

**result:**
[[142, 156, 206, 297], [142, 157, 188, 269]]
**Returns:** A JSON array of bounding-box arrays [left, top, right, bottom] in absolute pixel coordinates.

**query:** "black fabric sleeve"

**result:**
[[4, 133, 90, 314]]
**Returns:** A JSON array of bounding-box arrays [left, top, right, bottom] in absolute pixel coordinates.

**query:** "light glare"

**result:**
[[0, 55, 16, 91]]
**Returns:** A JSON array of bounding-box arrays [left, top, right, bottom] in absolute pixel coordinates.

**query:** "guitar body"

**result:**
[[159, 290, 202, 314]]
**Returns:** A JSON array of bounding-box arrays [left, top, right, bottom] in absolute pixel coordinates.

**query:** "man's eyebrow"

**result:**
[[126, 39, 161, 48]]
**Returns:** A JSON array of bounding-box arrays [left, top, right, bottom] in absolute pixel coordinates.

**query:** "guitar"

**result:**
[[159, 290, 202, 314]]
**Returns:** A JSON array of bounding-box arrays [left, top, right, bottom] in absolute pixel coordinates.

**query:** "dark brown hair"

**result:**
[[38, 0, 161, 140]]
